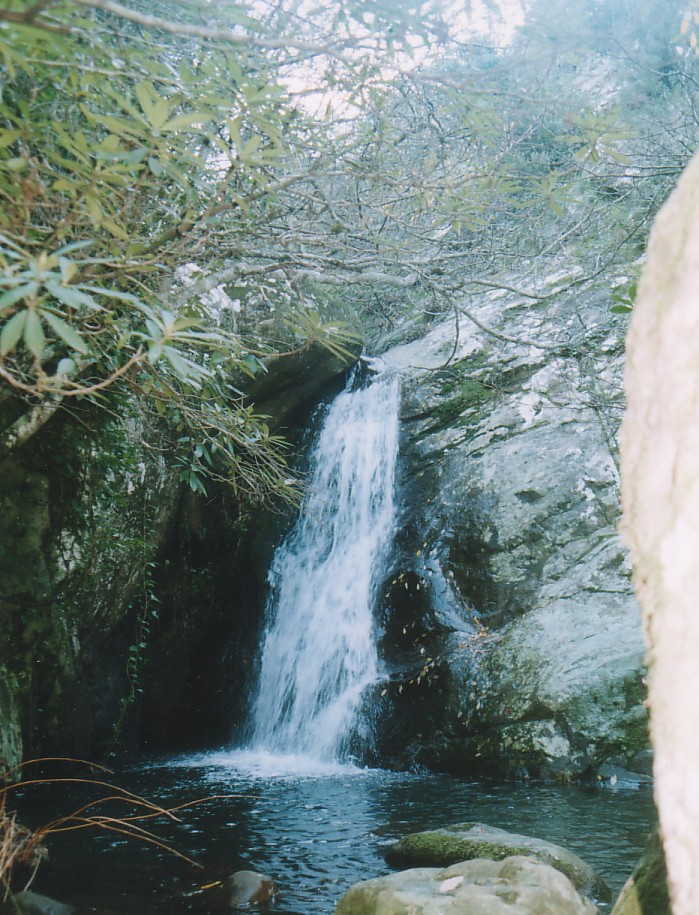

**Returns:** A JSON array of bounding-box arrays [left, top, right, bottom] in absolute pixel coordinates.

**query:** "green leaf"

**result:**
[[2, 157, 26, 171], [136, 80, 171, 131], [101, 84, 144, 120], [0, 129, 21, 149], [58, 257, 78, 284], [163, 345, 207, 384], [41, 309, 89, 354], [93, 146, 148, 165], [51, 240, 94, 257], [23, 308, 46, 357], [0, 309, 27, 354], [45, 281, 100, 311], [147, 342, 163, 363], [148, 157, 164, 176], [79, 285, 140, 303], [0, 233, 25, 256], [187, 471, 207, 495], [227, 116, 243, 151], [242, 353, 264, 376], [161, 111, 214, 132], [102, 217, 130, 241], [240, 135, 263, 161], [0, 282, 39, 313], [145, 318, 163, 341]]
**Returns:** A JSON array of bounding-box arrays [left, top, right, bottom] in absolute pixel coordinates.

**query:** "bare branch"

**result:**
[[456, 303, 557, 351], [0, 352, 144, 399], [71, 0, 349, 56]]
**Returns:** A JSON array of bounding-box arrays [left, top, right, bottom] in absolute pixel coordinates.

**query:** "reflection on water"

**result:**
[[15, 755, 656, 914]]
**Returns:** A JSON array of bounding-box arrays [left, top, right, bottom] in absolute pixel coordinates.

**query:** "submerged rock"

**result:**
[[385, 822, 610, 902], [595, 762, 652, 789], [222, 870, 276, 906], [13, 891, 75, 915], [335, 855, 597, 914]]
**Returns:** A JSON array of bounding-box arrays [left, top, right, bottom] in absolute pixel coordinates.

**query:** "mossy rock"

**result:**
[[610, 828, 670, 915], [385, 822, 610, 902], [336, 856, 597, 914]]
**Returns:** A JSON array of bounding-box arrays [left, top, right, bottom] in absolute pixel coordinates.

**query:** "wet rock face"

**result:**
[[0, 406, 181, 762], [335, 855, 598, 915], [378, 281, 647, 779], [0, 664, 23, 773]]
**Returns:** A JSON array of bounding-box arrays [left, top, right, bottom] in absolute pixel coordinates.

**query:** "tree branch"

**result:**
[[291, 268, 419, 288], [0, 396, 63, 456], [0, 352, 144, 398], [140, 173, 310, 258], [0, 1, 68, 32]]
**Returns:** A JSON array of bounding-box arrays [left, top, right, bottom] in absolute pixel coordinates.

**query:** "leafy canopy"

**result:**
[[0, 0, 376, 499], [0, 0, 696, 497]]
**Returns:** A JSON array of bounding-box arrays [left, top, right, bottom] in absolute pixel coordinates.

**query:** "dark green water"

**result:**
[[14, 751, 656, 914]]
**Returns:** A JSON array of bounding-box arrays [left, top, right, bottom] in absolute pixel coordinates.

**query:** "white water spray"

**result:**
[[247, 369, 400, 762]]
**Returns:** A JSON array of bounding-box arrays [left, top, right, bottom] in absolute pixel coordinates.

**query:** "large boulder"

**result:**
[[335, 856, 597, 914], [610, 829, 670, 915], [620, 148, 699, 915], [377, 275, 647, 778], [385, 822, 610, 902]]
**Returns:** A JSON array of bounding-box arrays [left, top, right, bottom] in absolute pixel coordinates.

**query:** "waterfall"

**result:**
[[247, 367, 400, 762]]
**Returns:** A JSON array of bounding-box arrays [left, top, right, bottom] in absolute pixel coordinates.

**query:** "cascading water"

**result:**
[[246, 366, 400, 763]]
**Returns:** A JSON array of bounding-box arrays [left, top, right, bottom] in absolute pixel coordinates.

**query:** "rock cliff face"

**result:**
[[0, 399, 181, 767], [374, 274, 648, 779], [0, 269, 647, 782]]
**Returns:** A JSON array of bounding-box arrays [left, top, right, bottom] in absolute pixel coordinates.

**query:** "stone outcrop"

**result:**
[[335, 855, 597, 914], [248, 339, 362, 430], [375, 272, 648, 778]]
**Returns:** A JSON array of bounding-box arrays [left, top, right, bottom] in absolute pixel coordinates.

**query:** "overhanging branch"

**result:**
[[71, 0, 351, 57]]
